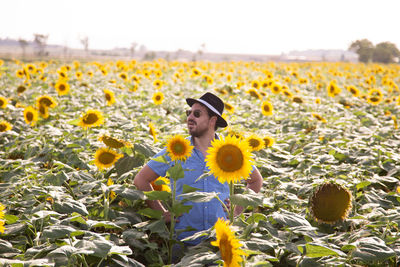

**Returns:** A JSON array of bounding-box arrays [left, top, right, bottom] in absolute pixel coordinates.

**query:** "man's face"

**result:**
[[186, 103, 214, 137]]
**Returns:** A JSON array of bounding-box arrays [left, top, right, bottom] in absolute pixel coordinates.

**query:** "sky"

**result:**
[[1, 0, 400, 55]]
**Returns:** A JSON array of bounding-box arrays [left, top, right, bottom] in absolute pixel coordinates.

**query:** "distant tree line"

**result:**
[[349, 39, 400, 64]]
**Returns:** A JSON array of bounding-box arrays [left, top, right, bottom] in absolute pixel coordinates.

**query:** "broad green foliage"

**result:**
[[0, 59, 400, 266]]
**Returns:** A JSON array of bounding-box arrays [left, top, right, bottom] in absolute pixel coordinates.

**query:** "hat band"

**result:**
[[196, 99, 222, 117]]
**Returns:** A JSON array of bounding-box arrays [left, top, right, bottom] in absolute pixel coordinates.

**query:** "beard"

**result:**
[[188, 120, 209, 137]]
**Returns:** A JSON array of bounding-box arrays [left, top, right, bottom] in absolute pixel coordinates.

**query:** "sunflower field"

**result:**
[[0, 58, 400, 266]]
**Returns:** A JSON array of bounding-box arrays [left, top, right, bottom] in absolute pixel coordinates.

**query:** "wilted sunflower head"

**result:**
[[17, 85, 27, 95], [0, 121, 12, 132], [78, 109, 104, 129], [94, 147, 124, 170], [166, 135, 194, 162], [205, 135, 253, 184], [310, 182, 352, 224], [98, 134, 132, 149]]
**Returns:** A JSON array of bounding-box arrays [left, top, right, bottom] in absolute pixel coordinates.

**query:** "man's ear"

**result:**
[[209, 116, 217, 128]]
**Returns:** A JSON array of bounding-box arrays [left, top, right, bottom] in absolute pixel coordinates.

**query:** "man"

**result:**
[[134, 92, 263, 246]]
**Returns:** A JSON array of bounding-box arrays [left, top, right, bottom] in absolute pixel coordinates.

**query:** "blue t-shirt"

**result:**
[[147, 136, 230, 245]]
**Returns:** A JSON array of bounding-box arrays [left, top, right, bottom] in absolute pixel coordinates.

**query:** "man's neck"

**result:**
[[193, 131, 216, 157]]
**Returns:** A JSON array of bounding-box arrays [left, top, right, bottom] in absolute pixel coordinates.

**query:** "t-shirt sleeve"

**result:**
[[147, 148, 171, 177]]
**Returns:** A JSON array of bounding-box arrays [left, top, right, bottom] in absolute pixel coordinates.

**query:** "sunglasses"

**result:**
[[186, 109, 202, 118]]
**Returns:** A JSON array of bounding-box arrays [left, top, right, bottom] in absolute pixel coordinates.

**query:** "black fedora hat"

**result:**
[[186, 92, 228, 128]]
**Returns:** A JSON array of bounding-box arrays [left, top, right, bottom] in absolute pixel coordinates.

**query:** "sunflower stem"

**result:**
[[168, 178, 177, 265], [229, 182, 235, 222]]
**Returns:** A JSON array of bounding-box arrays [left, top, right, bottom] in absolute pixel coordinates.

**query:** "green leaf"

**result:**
[[0, 240, 21, 258], [182, 184, 199, 194], [144, 190, 170, 201], [74, 239, 112, 258], [167, 163, 185, 180], [152, 155, 168, 164], [42, 225, 84, 240], [352, 237, 396, 262], [170, 202, 193, 217], [137, 208, 163, 219], [53, 198, 89, 216], [115, 155, 144, 176], [109, 185, 145, 201], [298, 243, 339, 258], [271, 210, 312, 227], [179, 191, 218, 203], [356, 181, 371, 190], [230, 190, 263, 208], [4, 214, 19, 224]]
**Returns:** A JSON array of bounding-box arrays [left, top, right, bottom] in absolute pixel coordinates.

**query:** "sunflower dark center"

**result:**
[[216, 144, 243, 172], [26, 112, 33, 121], [98, 152, 116, 164], [83, 113, 99, 124]]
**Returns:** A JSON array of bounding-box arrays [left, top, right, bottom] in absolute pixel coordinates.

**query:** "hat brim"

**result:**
[[186, 98, 228, 128]]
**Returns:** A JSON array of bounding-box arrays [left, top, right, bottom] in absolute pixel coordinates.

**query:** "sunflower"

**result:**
[[17, 85, 27, 95], [37, 104, 49, 119], [282, 89, 293, 99], [107, 178, 117, 200], [153, 79, 163, 89], [270, 82, 282, 94], [251, 80, 260, 90], [245, 134, 265, 152], [292, 96, 304, 103], [310, 182, 352, 224], [205, 135, 253, 184], [78, 109, 104, 129], [166, 135, 194, 162], [23, 106, 38, 126], [98, 134, 133, 148], [261, 101, 273, 116], [191, 68, 201, 77], [263, 136, 275, 148], [118, 72, 128, 81], [36, 95, 57, 109], [367, 88, 383, 105], [149, 122, 158, 142], [75, 71, 83, 80], [312, 113, 327, 123], [211, 218, 247, 267], [224, 103, 235, 113], [94, 147, 124, 170], [0, 96, 8, 109], [347, 85, 360, 97], [55, 80, 70, 96], [103, 89, 116, 106], [327, 81, 341, 97], [151, 176, 171, 192], [247, 89, 262, 100], [152, 91, 164, 105], [315, 98, 321, 104], [392, 115, 398, 130], [16, 69, 25, 78], [0, 121, 12, 132], [0, 203, 5, 219]]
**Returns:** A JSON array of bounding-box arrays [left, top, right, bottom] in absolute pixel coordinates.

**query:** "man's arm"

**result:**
[[134, 165, 171, 222], [233, 167, 263, 216]]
